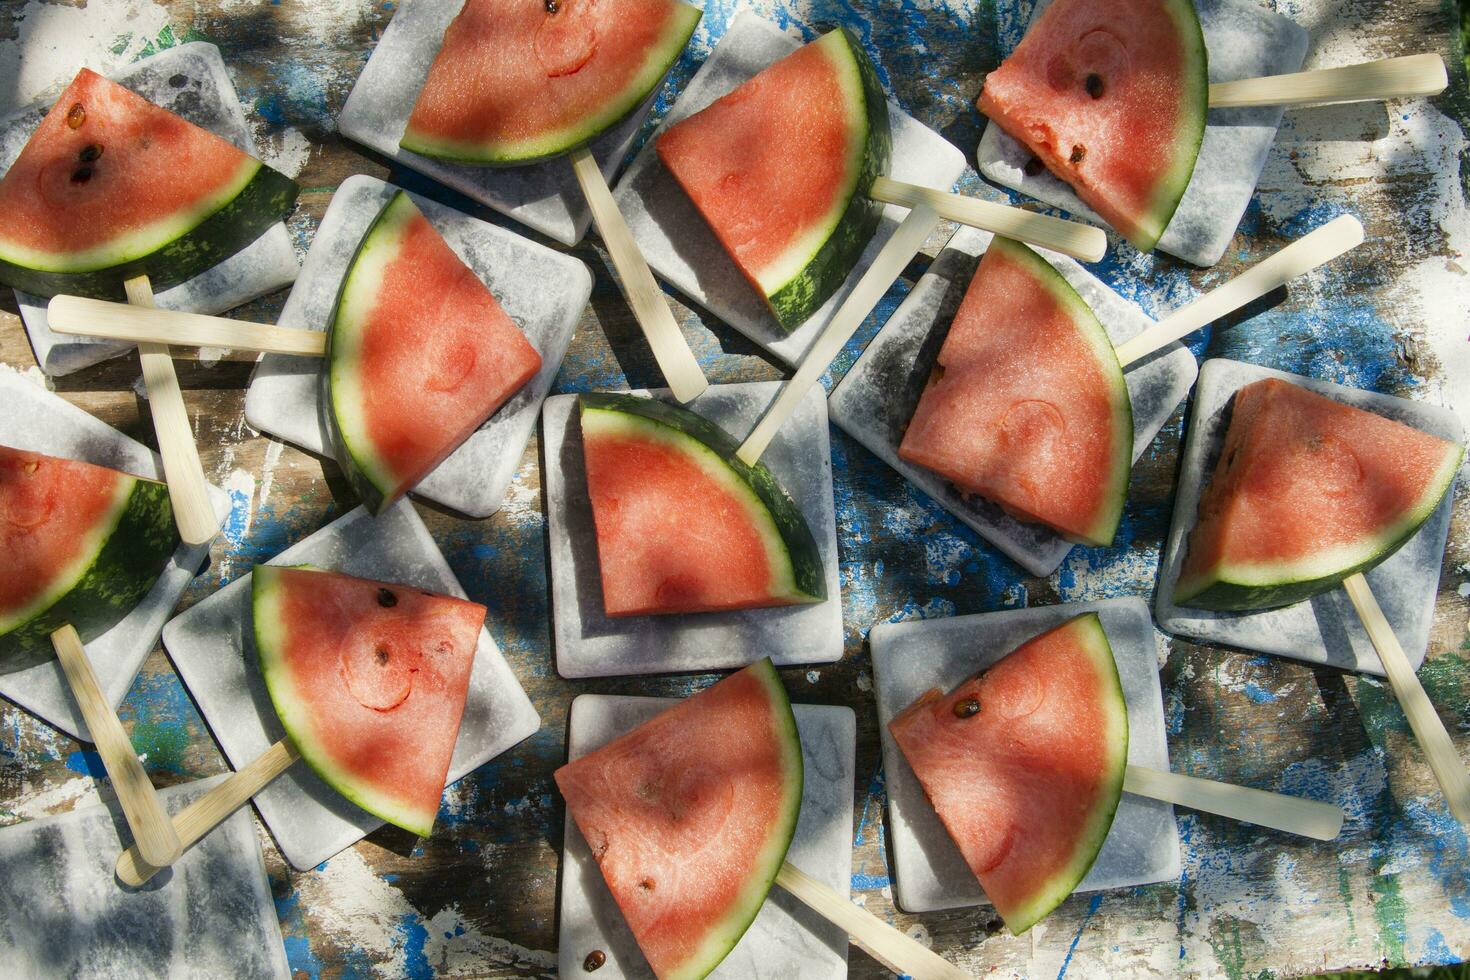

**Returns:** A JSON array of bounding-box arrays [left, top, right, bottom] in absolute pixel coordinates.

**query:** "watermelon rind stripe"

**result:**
[[1174, 440, 1464, 611], [1133, 0, 1209, 253], [0, 475, 177, 675], [578, 392, 826, 605]]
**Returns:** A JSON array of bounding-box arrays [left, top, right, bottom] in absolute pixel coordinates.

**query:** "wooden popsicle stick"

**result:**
[[1123, 764, 1343, 841], [1209, 53, 1447, 110], [47, 295, 327, 356], [116, 738, 301, 887], [124, 277, 220, 547], [569, 145, 708, 404], [1113, 214, 1365, 368], [1342, 572, 1470, 826], [869, 176, 1107, 263], [775, 862, 971, 979], [737, 205, 941, 466], [50, 626, 183, 870]]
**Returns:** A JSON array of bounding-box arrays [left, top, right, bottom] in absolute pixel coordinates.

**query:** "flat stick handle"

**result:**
[[737, 205, 940, 465], [124, 277, 220, 546], [1123, 764, 1343, 841], [569, 145, 708, 404], [869, 176, 1107, 263], [775, 862, 971, 979], [115, 738, 301, 887], [47, 295, 326, 356], [1113, 214, 1364, 368], [1209, 53, 1448, 109], [50, 626, 183, 869], [1342, 572, 1470, 826]]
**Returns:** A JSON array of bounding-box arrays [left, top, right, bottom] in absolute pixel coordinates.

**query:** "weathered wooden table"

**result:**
[[2, 0, 1468, 976]]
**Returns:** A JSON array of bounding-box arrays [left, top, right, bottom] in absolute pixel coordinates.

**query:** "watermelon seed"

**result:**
[[375, 648, 390, 665], [639, 878, 656, 891], [1069, 144, 1086, 164], [70, 166, 94, 185], [66, 103, 86, 129], [1023, 156, 1045, 178], [79, 144, 103, 163], [582, 951, 606, 972], [953, 697, 981, 719], [377, 587, 398, 607], [1085, 74, 1105, 99], [22, 461, 37, 474], [544, 0, 559, 11]]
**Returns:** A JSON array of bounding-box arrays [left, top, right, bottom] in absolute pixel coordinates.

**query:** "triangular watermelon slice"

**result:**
[[976, 0, 1208, 253], [888, 613, 1129, 934], [1175, 378, 1464, 611], [555, 659, 803, 980], [0, 68, 298, 299], [656, 28, 891, 331], [402, 0, 702, 166], [578, 393, 826, 617], [251, 565, 485, 837], [0, 445, 178, 674], [898, 236, 1132, 547], [323, 191, 543, 514]]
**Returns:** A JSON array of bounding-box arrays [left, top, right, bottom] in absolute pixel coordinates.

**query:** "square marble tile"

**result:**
[[244, 175, 590, 519], [0, 368, 229, 741], [161, 502, 541, 870], [1156, 359, 1464, 676], [0, 776, 288, 980], [543, 382, 843, 678], [559, 694, 854, 979], [828, 225, 1198, 577], [870, 598, 1180, 914], [976, 0, 1309, 267], [612, 11, 969, 366], [0, 42, 299, 376]]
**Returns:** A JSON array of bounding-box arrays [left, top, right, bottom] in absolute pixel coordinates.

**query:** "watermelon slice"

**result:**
[[251, 565, 485, 837], [0, 68, 298, 299], [555, 659, 803, 979], [656, 28, 891, 331], [898, 236, 1132, 547], [975, 0, 1208, 252], [888, 612, 1129, 934], [0, 445, 178, 674], [323, 191, 543, 514], [578, 393, 825, 617], [1175, 378, 1464, 611], [402, 0, 702, 166]]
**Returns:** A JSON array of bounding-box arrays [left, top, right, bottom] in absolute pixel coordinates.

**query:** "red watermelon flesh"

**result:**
[[898, 236, 1132, 547], [555, 659, 803, 979], [888, 613, 1128, 934], [251, 565, 485, 837], [976, 0, 1208, 252]]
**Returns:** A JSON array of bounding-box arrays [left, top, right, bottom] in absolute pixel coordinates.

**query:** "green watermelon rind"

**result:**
[[577, 392, 827, 606], [0, 475, 178, 675], [1133, 0, 1209, 253], [1173, 441, 1464, 612], [0, 160, 299, 300], [399, 3, 702, 166]]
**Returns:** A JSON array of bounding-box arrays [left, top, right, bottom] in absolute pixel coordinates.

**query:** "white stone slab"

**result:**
[[612, 11, 968, 366], [1156, 359, 1463, 676], [0, 42, 299, 377], [976, 0, 1309, 267], [544, 382, 843, 678], [160, 502, 541, 870], [244, 175, 590, 519], [828, 225, 1198, 577], [0, 776, 288, 980], [558, 694, 854, 980], [870, 598, 1180, 914], [0, 369, 230, 741], [338, 0, 667, 246]]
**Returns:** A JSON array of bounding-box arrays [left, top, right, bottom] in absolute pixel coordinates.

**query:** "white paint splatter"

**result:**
[[4, 775, 104, 822], [0, 0, 172, 114], [257, 438, 285, 511], [253, 126, 312, 180]]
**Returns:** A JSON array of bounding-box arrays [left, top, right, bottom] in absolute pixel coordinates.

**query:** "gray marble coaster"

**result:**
[[160, 502, 541, 870], [976, 0, 1309, 267], [558, 694, 854, 980], [0, 42, 299, 377], [0, 369, 230, 742], [0, 776, 288, 980], [244, 175, 590, 519], [870, 598, 1181, 915], [543, 382, 843, 678], [612, 11, 968, 366], [338, 0, 666, 246], [829, 225, 1197, 577], [1156, 359, 1464, 676]]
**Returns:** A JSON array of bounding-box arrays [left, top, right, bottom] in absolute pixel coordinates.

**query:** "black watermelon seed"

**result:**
[[375, 648, 390, 665], [66, 103, 86, 129], [953, 697, 981, 719], [1085, 73, 1105, 99], [544, 0, 559, 11], [377, 587, 398, 607], [583, 950, 606, 972], [1070, 144, 1087, 164], [79, 143, 103, 163], [70, 166, 93, 185]]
